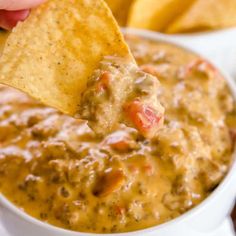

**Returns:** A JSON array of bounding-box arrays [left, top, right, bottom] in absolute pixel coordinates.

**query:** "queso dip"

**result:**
[[0, 36, 235, 233]]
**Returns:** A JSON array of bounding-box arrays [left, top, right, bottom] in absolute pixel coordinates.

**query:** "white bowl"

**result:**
[[0, 29, 236, 236]]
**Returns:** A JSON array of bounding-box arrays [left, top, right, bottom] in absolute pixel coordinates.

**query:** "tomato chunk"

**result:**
[[114, 205, 126, 216], [103, 131, 136, 152], [143, 164, 154, 176], [141, 65, 158, 76], [110, 140, 130, 152], [128, 164, 139, 174], [93, 169, 125, 197], [141, 64, 169, 78], [124, 100, 163, 138], [96, 71, 112, 92], [180, 59, 223, 80], [230, 128, 236, 143]]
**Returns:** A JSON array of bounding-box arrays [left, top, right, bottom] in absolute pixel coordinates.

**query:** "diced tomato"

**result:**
[[128, 164, 139, 174], [180, 59, 223, 80], [93, 169, 125, 197], [96, 71, 112, 92], [124, 100, 163, 138], [141, 64, 169, 79], [230, 128, 236, 143], [110, 140, 130, 152], [114, 205, 126, 216], [192, 59, 216, 73], [141, 65, 158, 76], [143, 164, 154, 176], [103, 131, 133, 152]]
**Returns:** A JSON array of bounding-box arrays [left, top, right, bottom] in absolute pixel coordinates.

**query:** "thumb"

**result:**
[[0, 10, 29, 30], [0, 0, 45, 11]]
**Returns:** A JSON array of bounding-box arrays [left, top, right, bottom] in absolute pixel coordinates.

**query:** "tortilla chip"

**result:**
[[127, 0, 194, 31], [105, 0, 134, 26], [0, 0, 133, 115], [166, 0, 236, 33]]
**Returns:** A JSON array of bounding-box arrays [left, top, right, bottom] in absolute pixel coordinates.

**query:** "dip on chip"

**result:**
[[0, 0, 134, 116], [0, 0, 164, 138], [79, 56, 164, 138]]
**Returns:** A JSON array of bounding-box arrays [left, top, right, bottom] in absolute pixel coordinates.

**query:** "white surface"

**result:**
[[213, 219, 235, 236], [0, 222, 9, 236], [1, 29, 236, 236]]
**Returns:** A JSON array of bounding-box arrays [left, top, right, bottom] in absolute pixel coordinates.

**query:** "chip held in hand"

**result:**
[[0, 0, 134, 116]]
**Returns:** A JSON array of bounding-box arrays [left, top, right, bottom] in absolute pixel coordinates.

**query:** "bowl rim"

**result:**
[[0, 28, 236, 236]]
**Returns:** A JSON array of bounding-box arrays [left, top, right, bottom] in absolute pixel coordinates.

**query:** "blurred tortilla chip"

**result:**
[[0, 31, 8, 54], [127, 0, 194, 31], [105, 0, 134, 26], [166, 0, 236, 33], [0, 0, 133, 116]]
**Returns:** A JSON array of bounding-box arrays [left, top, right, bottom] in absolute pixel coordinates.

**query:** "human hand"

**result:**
[[0, 0, 45, 30]]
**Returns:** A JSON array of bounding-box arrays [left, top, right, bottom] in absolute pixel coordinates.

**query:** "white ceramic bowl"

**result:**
[[0, 29, 236, 236]]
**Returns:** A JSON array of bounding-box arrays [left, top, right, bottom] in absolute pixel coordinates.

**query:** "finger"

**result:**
[[0, 0, 45, 10], [0, 10, 29, 30]]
